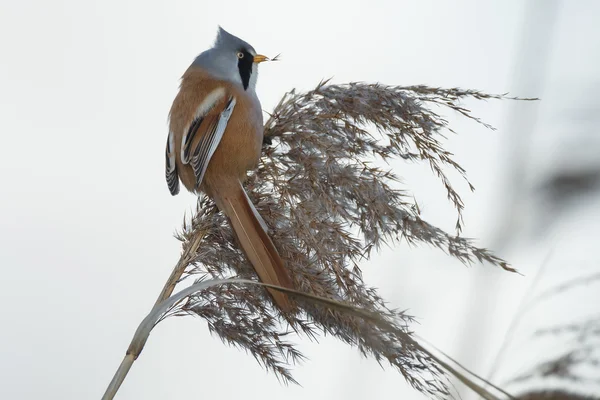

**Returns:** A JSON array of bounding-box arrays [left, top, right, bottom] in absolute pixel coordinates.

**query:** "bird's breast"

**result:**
[[204, 89, 264, 183]]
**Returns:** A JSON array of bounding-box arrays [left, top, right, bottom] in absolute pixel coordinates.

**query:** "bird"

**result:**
[[165, 27, 294, 312]]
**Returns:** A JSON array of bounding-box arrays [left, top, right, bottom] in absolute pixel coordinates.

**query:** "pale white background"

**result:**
[[1, 0, 599, 399]]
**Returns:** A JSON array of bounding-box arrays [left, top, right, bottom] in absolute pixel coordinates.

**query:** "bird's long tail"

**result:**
[[210, 180, 294, 312]]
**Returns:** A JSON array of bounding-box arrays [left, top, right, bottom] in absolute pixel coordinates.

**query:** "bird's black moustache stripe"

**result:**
[[237, 49, 253, 90]]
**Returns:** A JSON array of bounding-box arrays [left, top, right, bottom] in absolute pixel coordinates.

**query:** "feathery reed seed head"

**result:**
[[169, 80, 531, 396]]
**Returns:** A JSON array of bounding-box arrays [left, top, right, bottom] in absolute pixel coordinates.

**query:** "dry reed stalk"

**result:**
[[103, 80, 535, 399]]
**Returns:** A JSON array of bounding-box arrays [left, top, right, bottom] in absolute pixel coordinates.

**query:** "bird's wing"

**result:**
[[165, 81, 236, 194], [165, 130, 180, 195], [188, 95, 236, 188]]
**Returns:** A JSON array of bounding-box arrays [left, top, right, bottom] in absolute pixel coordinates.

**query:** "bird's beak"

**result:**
[[253, 54, 269, 64]]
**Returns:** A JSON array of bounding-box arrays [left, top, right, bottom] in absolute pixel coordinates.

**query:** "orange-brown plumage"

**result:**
[[166, 50, 294, 312], [169, 68, 263, 190]]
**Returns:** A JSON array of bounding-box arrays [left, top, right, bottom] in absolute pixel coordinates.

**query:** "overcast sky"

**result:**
[[1, 0, 599, 399]]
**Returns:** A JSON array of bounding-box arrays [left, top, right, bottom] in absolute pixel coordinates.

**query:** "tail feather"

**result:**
[[213, 181, 293, 312]]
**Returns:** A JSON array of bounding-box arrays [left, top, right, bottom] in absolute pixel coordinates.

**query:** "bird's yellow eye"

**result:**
[[237, 52, 244, 59]]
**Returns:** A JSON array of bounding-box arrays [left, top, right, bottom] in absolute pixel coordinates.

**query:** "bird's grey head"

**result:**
[[192, 27, 268, 92]]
